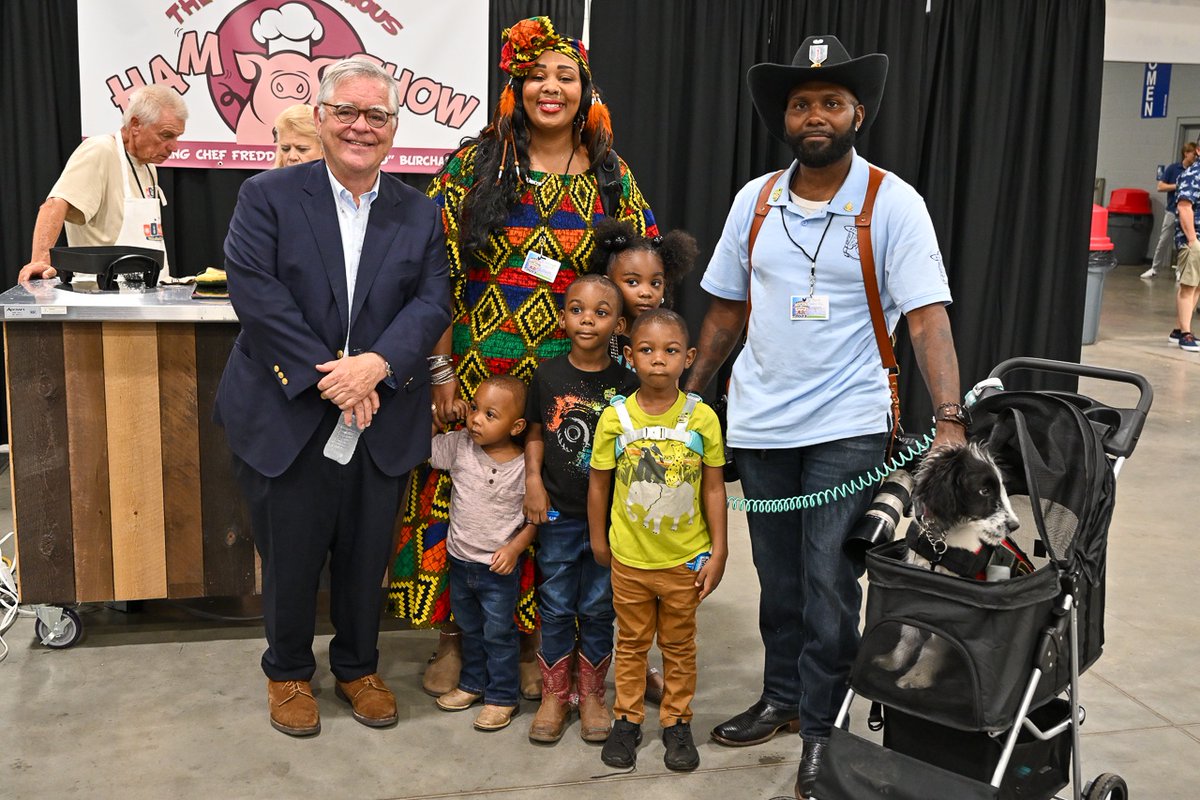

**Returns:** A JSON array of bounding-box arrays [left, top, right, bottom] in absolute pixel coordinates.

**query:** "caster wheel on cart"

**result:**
[[33, 607, 83, 648], [1084, 772, 1128, 800]]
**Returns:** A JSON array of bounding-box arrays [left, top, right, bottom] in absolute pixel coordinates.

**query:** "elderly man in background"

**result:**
[[216, 58, 450, 736], [19, 84, 187, 281]]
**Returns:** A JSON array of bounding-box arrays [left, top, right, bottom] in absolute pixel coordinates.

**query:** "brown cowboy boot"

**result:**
[[421, 629, 462, 697], [528, 652, 574, 744], [576, 652, 613, 742], [518, 629, 543, 701]]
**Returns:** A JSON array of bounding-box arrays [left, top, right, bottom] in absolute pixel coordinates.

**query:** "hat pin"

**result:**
[[809, 38, 828, 68]]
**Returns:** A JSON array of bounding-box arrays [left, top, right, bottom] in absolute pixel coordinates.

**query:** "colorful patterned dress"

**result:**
[[388, 143, 658, 630]]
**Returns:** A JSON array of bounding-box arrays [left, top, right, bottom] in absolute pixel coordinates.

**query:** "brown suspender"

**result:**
[[745, 164, 901, 435], [855, 166, 902, 438]]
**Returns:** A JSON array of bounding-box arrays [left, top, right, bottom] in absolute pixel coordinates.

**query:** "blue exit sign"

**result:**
[[1142, 63, 1172, 119]]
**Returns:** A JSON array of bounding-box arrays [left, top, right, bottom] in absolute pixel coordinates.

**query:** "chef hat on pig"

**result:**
[[252, 2, 325, 57]]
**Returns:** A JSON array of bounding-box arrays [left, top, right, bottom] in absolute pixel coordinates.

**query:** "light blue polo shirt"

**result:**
[[701, 152, 951, 449]]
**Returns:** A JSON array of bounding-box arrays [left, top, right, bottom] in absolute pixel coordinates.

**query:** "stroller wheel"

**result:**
[[1084, 772, 1128, 800]]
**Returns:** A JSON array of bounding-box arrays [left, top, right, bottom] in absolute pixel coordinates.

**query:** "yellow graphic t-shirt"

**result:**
[[590, 391, 725, 569]]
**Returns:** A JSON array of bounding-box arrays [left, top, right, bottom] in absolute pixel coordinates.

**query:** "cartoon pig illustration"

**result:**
[[233, 3, 335, 145], [235, 50, 335, 144]]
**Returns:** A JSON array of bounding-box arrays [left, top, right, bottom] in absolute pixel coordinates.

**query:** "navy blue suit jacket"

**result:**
[[215, 160, 450, 478]]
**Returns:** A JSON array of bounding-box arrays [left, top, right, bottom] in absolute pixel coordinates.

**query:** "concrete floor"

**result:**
[[1, 264, 1197, 799]]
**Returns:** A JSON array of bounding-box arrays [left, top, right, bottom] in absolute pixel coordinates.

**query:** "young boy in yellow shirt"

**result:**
[[588, 309, 728, 772]]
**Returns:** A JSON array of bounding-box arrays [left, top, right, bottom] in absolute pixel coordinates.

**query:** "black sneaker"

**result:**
[[662, 721, 700, 771], [601, 716, 642, 769]]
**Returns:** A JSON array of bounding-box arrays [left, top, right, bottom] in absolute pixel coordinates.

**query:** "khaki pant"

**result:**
[[1179, 242, 1200, 287], [610, 556, 701, 727]]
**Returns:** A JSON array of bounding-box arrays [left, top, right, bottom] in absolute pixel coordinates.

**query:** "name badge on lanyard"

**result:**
[[790, 295, 830, 321], [521, 250, 561, 283]]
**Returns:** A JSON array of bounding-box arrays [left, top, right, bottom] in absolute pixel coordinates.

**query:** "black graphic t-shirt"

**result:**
[[526, 354, 640, 518]]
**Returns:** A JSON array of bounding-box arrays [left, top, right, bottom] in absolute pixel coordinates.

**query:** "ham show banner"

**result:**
[[78, 0, 487, 173]]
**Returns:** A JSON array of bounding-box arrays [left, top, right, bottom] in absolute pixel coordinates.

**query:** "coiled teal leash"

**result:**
[[726, 427, 935, 513]]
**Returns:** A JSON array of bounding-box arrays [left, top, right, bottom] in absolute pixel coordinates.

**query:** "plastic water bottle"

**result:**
[[323, 414, 363, 465]]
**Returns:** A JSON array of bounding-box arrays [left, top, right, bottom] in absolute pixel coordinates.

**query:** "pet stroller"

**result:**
[[811, 357, 1152, 800]]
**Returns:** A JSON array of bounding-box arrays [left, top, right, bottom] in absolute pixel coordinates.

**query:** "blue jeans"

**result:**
[[448, 555, 520, 706], [536, 514, 615, 665], [733, 432, 888, 742]]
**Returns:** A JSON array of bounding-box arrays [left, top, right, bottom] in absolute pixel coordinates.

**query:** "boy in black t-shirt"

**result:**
[[524, 275, 639, 745]]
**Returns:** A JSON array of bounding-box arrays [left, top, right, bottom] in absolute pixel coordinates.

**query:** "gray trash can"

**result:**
[[1082, 250, 1118, 345], [1107, 213, 1153, 264], [1106, 189, 1153, 265]]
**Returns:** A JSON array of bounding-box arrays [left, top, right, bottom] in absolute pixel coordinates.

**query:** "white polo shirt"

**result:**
[[701, 152, 952, 449]]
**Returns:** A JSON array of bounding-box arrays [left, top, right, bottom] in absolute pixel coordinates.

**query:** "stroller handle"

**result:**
[[987, 357, 1153, 459]]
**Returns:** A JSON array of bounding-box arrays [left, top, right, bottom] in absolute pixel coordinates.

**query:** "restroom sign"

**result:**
[[1142, 63, 1171, 119]]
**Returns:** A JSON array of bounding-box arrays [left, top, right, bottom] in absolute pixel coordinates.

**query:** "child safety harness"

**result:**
[[610, 393, 706, 459]]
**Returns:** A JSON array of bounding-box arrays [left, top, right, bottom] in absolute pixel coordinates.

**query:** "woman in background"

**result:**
[[272, 104, 321, 168]]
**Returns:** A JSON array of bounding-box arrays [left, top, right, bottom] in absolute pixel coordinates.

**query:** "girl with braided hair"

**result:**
[[388, 16, 658, 708]]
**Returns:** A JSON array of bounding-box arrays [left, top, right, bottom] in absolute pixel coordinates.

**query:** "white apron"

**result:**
[[113, 132, 169, 271]]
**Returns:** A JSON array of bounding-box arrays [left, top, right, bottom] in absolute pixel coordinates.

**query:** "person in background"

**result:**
[[388, 15, 658, 705], [217, 58, 449, 737], [1167, 154, 1200, 352], [1143, 142, 1197, 279], [273, 104, 322, 169], [19, 84, 187, 281]]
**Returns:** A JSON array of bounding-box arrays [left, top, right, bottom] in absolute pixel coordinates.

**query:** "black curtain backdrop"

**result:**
[[1, 0, 1104, 440]]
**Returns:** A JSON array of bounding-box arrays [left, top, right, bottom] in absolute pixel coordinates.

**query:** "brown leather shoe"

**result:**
[[577, 652, 613, 742], [268, 679, 320, 736], [474, 703, 520, 731], [335, 673, 397, 728], [529, 652, 574, 744], [422, 630, 462, 697]]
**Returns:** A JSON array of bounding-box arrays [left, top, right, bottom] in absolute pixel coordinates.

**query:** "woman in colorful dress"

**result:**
[[388, 17, 658, 704]]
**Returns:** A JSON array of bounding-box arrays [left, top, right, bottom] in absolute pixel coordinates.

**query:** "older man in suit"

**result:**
[[217, 58, 450, 736]]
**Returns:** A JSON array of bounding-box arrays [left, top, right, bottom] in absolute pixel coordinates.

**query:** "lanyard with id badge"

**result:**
[[521, 250, 561, 284], [781, 208, 833, 322]]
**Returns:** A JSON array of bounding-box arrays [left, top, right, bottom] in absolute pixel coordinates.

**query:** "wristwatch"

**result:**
[[934, 401, 970, 428]]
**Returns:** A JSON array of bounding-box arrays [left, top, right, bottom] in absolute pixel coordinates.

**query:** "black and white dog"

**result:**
[[872, 442, 1020, 690]]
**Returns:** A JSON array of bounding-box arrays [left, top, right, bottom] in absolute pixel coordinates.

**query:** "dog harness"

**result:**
[[611, 393, 705, 459], [906, 518, 1035, 580]]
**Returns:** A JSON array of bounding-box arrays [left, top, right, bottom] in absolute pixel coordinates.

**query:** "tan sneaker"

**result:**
[[436, 687, 483, 711], [474, 703, 520, 731], [335, 673, 397, 728], [268, 679, 320, 736], [422, 631, 463, 697], [528, 653, 574, 744]]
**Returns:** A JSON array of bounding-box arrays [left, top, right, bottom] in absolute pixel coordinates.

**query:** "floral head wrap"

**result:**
[[498, 16, 591, 78]]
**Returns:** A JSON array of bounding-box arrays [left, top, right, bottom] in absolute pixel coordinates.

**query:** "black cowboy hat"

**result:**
[[748, 35, 889, 143]]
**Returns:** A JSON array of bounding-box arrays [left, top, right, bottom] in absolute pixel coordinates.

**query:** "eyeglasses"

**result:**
[[321, 102, 396, 129]]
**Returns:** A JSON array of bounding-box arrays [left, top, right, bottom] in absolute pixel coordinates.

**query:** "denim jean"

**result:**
[[448, 555, 521, 706], [733, 432, 888, 742], [535, 514, 615, 665]]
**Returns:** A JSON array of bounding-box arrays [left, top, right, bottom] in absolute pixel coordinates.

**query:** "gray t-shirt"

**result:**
[[431, 429, 526, 565]]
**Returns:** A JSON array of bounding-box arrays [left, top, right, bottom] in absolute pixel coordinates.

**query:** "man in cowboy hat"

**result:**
[[684, 35, 966, 798]]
